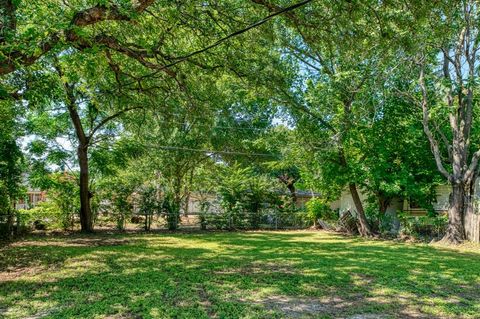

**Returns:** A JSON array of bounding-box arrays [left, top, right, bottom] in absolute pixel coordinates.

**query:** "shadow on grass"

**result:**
[[0, 231, 479, 319]]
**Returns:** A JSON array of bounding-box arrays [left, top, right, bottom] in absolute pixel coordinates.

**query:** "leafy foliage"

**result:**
[[305, 198, 337, 225]]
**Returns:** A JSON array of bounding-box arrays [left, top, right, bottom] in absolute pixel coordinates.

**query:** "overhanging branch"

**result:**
[[419, 66, 452, 181]]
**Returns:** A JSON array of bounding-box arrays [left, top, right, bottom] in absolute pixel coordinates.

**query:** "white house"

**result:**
[[334, 183, 480, 242]]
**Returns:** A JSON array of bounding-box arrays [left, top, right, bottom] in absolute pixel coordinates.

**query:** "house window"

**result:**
[[409, 199, 421, 209]]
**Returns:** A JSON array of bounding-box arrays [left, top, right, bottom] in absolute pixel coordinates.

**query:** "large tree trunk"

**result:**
[[463, 176, 480, 242], [78, 144, 93, 233], [442, 182, 466, 244], [6, 207, 13, 238], [348, 183, 373, 236]]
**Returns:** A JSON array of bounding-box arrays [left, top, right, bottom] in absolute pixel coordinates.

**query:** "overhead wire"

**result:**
[[149, 145, 278, 158]]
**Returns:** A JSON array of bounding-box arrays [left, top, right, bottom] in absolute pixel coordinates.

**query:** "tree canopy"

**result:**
[[2, 0, 480, 244]]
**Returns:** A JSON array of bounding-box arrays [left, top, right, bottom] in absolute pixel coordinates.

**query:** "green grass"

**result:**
[[0, 231, 479, 319]]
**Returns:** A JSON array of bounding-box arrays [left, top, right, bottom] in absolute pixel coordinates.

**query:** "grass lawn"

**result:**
[[0, 231, 479, 319]]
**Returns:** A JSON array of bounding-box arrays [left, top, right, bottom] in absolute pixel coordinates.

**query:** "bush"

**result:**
[[305, 198, 337, 226], [364, 204, 397, 235], [111, 191, 133, 231], [198, 199, 212, 230], [398, 212, 448, 239], [17, 200, 74, 230], [138, 185, 160, 231], [214, 165, 282, 230]]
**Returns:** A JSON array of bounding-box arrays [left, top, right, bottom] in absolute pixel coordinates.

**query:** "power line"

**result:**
[[152, 145, 277, 157], [150, 110, 276, 125], [151, 118, 272, 131], [157, 0, 314, 71]]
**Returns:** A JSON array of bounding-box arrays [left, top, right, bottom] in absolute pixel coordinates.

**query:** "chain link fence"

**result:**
[[128, 208, 310, 231]]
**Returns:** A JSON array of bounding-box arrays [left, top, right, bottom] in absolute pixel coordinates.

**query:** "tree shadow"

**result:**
[[1, 231, 479, 318]]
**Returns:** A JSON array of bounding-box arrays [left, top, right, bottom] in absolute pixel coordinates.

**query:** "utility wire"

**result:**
[[152, 118, 272, 131], [158, 0, 314, 71], [152, 145, 277, 157]]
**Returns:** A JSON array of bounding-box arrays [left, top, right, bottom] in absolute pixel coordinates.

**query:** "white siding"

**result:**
[[433, 185, 450, 211], [338, 190, 368, 214]]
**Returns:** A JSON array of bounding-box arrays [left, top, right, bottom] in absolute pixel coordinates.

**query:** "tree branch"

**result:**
[[465, 149, 480, 183], [419, 65, 452, 181], [276, 87, 338, 134], [88, 105, 143, 139], [54, 62, 89, 147], [156, 0, 314, 71], [0, 0, 155, 75]]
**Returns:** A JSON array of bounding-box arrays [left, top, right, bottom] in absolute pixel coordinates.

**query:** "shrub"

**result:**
[[198, 199, 211, 230], [111, 188, 133, 231], [17, 200, 73, 230], [364, 204, 396, 235], [398, 212, 448, 239], [216, 165, 281, 230], [138, 185, 159, 231], [305, 198, 337, 226]]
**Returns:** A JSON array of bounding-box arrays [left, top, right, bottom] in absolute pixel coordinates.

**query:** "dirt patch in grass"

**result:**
[[245, 293, 445, 319], [259, 295, 336, 317], [346, 315, 388, 319], [241, 294, 366, 318], [10, 238, 130, 248], [103, 313, 142, 319], [196, 285, 216, 317], [0, 265, 47, 281], [215, 261, 296, 275]]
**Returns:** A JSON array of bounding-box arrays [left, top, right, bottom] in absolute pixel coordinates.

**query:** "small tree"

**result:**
[[138, 185, 159, 231], [28, 172, 80, 231], [306, 198, 336, 227], [198, 199, 211, 230], [111, 186, 133, 231], [217, 164, 277, 230]]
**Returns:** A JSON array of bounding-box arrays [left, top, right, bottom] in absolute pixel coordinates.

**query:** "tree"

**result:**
[[0, 101, 23, 237], [10, 0, 311, 233], [352, 71, 441, 229], [25, 56, 146, 232], [0, 0, 156, 76], [0, 0, 312, 95], [251, 0, 437, 236], [250, 1, 392, 236], [415, 1, 480, 243], [252, 126, 301, 207]]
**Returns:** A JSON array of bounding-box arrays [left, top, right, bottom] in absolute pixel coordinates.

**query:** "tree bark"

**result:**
[[442, 182, 466, 244], [463, 169, 479, 242], [6, 207, 13, 238], [55, 63, 94, 233], [349, 183, 373, 236], [378, 195, 391, 215], [78, 144, 93, 233]]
